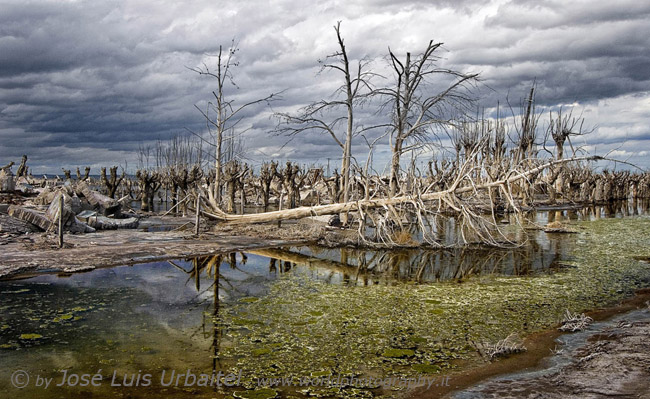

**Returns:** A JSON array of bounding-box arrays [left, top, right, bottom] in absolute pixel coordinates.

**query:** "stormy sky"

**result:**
[[1, 0, 649, 174]]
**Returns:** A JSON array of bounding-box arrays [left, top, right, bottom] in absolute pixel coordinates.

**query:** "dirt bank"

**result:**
[[405, 289, 650, 399], [0, 217, 314, 279]]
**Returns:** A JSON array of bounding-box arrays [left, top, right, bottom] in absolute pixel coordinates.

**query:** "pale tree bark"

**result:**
[[275, 21, 377, 212], [380, 41, 479, 196], [201, 156, 604, 225], [190, 42, 277, 206]]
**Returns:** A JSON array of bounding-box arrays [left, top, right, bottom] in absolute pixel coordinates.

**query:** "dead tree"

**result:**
[[168, 164, 203, 214], [136, 169, 161, 212], [327, 169, 342, 203], [543, 107, 587, 203], [201, 156, 605, 236], [16, 155, 28, 177], [76, 167, 91, 181], [281, 161, 306, 209], [379, 40, 479, 196], [274, 21, 376, 209], [513, 86, 539, 163], [258, 161, 279, 211], [222, 161, 249, 213], [101, 166, 125, 198], [190, 41, 277, 204], [0, 161, 14, 172], [508, 86, 542, 205]]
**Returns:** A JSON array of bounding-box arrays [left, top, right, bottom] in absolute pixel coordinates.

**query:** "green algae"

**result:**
[[411, 363, 441, 373], [233, 388, 278, 399], [382, 348, 415, 358], [19, 333, 43, 340], [232, 318, 265, 327], [53, 314, 73, 322], [252, 348, 273, 356], [215, 217, 650, 397]]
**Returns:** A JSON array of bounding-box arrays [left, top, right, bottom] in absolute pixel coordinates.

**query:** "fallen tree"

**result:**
[[198, 155, 609, 247], [200, 155, 604, 225]]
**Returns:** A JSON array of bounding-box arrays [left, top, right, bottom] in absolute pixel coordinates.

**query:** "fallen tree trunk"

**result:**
[[202, 156, 604, 225]]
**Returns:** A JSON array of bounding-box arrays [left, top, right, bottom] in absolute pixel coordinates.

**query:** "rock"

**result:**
[[328, 214, 342, 227], [76, 182, 121, 216], [86, 216, 139, 230], [7, 206, 53, 231], [0, 204, 9, 214], [0, 214, 41, 234], [67, 217, 96, 234], [45, 192, 75, 226]]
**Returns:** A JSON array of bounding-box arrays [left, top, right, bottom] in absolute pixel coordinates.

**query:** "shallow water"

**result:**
[[1, 207, 649, 399]]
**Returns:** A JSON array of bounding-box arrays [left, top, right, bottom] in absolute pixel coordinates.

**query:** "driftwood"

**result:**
[[75, 211, 138, 230], [87, 216, 139, 230], [16, 155, 28, 177], [201, 156, 605, 225]]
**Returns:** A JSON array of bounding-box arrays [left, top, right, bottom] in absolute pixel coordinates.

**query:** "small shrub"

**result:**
[[559, 309, 593, 332], [485, 334, 526, 360]]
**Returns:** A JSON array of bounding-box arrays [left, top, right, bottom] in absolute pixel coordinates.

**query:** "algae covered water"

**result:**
[[1, 214, 649, 399]]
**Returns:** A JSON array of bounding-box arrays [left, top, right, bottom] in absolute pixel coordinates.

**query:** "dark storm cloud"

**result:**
[[0, 0, 649, 172], [446, 0, 650, 108]]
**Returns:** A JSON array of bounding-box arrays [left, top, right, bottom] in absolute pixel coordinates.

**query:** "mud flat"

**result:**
[[0, 217, 309, 279]]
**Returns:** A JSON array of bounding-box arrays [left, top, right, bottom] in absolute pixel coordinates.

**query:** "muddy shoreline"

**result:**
[[0, 219, 311, 279], [405, 288, 650, 399]]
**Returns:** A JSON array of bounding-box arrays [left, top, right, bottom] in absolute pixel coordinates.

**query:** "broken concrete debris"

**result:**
[[0, 168, 15, 192], [1, 182, 138, 235]]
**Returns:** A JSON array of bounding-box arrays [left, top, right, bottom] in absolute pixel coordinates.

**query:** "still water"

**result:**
[[1, 204, 649, 399]]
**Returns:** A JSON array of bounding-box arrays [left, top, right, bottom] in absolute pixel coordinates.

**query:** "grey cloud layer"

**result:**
[[0, 0, 649, 173]]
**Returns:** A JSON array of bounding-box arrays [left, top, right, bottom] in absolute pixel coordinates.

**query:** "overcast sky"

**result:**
[[1, 0, 649, 174]]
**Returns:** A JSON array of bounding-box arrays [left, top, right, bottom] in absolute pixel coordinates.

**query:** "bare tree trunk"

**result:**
[[390, 137, 403, 196]]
